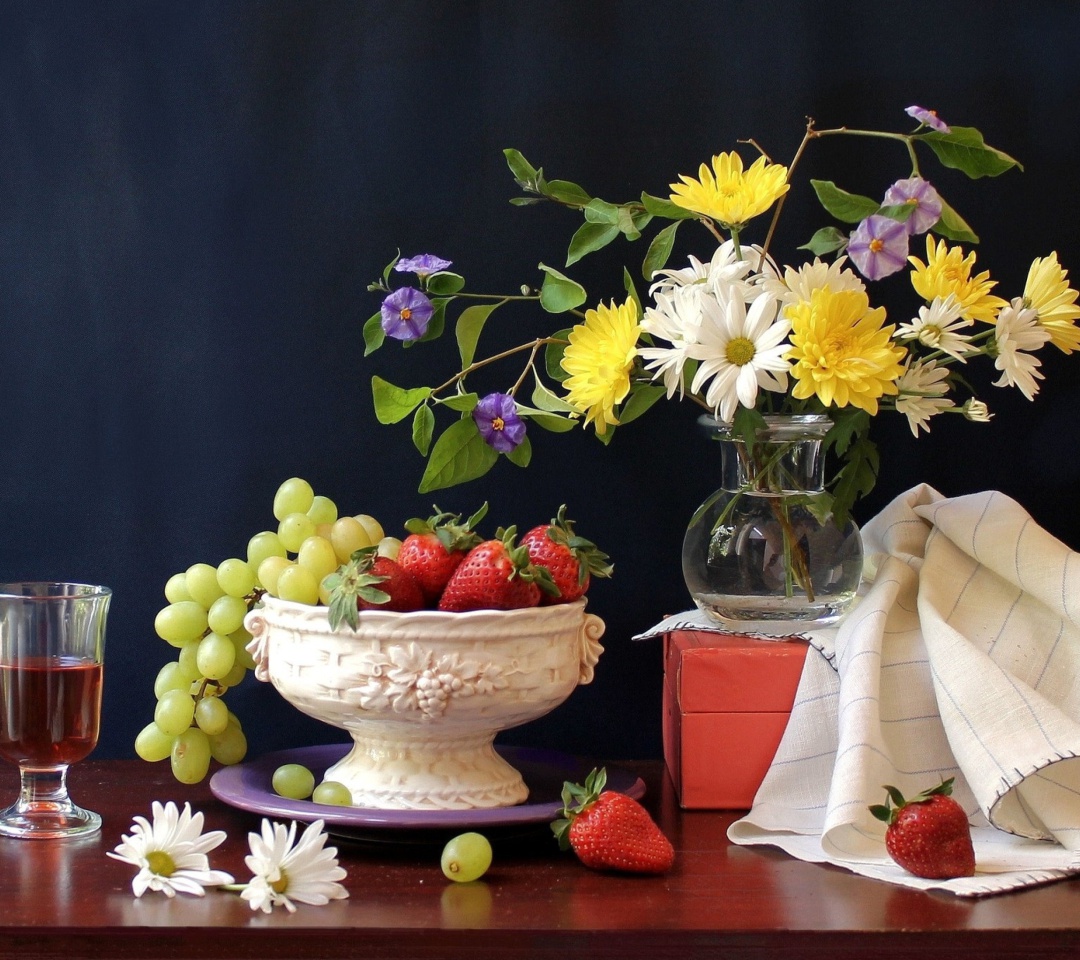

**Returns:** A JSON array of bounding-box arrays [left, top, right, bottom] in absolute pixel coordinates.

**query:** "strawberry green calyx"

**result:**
[[546, 504, 613, 586], [404, 502, 488, 553], [869, 777, 956, 825], [551, 766, 608, 850], [324, 546, 394, 630], [497, 525, 560, 597]]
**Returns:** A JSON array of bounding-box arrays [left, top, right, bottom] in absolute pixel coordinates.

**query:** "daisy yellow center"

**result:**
[[146, 850, 177, 877], [271, 870, 289, 894], [725, 336, 756, 366], [918, 325, 943, 347], [491, 416, 505, 431]]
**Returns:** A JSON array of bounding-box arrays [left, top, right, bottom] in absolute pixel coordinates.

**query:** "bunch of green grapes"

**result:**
[[135, 477, 393, 784]]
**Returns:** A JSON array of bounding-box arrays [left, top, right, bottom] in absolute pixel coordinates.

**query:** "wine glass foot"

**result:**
[[0, 798, 101, 839]]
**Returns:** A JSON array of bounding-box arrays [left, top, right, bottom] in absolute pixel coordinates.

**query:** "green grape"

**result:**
[[177, 641, 203, 682], [355, 513, 385, 543], [273, 477, 315, 521], [208, 720, 247, 765], [207, 594, 248, 635], [171, 727, 212, 784], [194, 695, 230, 736], [230, 628, 257, 670], [257, 555, 292, 596], [186, 562, 225, 609], [155, 689, 196, 737], [272, 763, 315, 800], [276, 564, 319, 605], [248, 530, 288, 574], [217, 557, 256, 598], [441, 832, 493, 883], [297, 535, 339, 582], [164, 572, 191, 603], [307, 495, 338, 525], [196, 631, 236, 680], [278, 512, 317, 553], [377, 536, 402, 560], [219, 660, 247, 687], [154, 601, 209, 648], [153, 661, 190, 698], [134, 721, 176, 762], [312, 781, 353, 806], [330, 516, 372, 563]]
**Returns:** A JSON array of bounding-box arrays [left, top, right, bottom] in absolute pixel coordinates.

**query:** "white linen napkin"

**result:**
[[649, 485, 1080, 895]]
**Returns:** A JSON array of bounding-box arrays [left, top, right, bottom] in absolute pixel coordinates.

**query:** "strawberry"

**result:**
[[324, 545, 424, 630], [869, 778, 975, 880], [521, 504, 612, 604], [397, 504, 487, 604], [437, 527, 557, 612], [552, 767, 674, 875]]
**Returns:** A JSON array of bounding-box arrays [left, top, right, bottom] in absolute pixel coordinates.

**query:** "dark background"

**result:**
[[2, 1, 1079, 772]]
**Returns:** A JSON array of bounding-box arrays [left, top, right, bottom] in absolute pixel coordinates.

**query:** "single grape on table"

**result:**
[[441, 832, 493, 883]]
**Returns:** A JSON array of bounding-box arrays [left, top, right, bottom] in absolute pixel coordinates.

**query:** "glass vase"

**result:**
[[682, 414, 863, 631]]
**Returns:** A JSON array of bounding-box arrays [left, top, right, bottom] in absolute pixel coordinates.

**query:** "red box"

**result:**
[[662, 630, 808, 809]]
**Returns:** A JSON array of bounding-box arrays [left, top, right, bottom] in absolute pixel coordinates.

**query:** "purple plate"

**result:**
[[209, 743, 645, 844]]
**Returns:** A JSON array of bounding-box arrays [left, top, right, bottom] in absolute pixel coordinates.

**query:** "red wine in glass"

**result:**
[[0, 656, 103, 766]]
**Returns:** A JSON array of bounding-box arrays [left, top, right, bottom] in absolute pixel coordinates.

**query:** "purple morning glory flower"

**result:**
[[882, 176, 942, 235], [473, 392, 526, 453], [394, 254, 453, 277], [847, 215, 910, 281], [381, 287, 434, 341], [905, 105, 950, 134]]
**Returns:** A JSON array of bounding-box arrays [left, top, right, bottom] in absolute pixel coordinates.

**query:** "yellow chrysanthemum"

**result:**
[[560, 297, 641, 435], [1024, 252, 1080, 353], [669, 152, 789, 229], [785, 287, 907, 415], [908, 236, 1008, 324]]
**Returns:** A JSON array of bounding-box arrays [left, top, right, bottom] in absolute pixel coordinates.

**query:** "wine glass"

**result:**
[[0, 582, 111, 839]]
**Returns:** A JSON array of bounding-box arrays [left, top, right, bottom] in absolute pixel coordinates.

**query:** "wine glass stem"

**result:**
[[19, 765, 71, 807]]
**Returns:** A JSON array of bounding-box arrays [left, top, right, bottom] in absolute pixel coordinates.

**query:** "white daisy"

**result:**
[[649, 238, 753, 295], [639, 285, 706, 398], [687, 288, 791, 423], [961, 398, 993, 422], [759, 255, 865, 307], [108, 801, 234, 898], [894, 294, 973, 362], [894, 359, 954, 436], [993, 297, 1051, 400], [241, 819, 348, 914]]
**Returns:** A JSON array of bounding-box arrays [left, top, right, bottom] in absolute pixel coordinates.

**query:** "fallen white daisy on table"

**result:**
[[239, 817, 349, 914], [107, 800, 234, 898]]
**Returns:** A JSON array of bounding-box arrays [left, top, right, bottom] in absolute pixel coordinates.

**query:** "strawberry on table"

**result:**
[[521, 505, 612, 605], [869, 777, 976, 880], [397, 504, 488, 603], [552, 767, 674, 875], [324, 545, 424, 629], [437, 527, 557, 612]]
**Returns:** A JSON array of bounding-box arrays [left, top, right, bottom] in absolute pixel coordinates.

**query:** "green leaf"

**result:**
[[618, 383, 666, 425], [381, 250, 401, 286], [412, 404, 434, 456], [363, 311, 386, 356], [371, 376, 432, 424], [798, 226, 849, 257], [622, 267, 642, 318], [642, 221, 680, 281], [509, 196, 543, 206], [823, 407, 870, 458], [545, 328, 572, 381], [931, 196, 979, 244], [617, 205, 644, 240], [566, 221, 621, 267], [528, 412, 577, 433], [418, 418, 499, 493], [456, 301, 504, 367], [810, 180, 880, 224], [830, 435, 879, 528], [531, 376, 576, 413], [583, 198, 620, 224], [920, 126, 1023, 179], [640, 192, 698, 220], [505, 434, 532, 467], [504, 148, 540, 186], [425, 272, 465, 296], [545, 179, 591, 205], [538, 264, 587, 313], [416, 297, 447, 343], [439, 392, 479, 413], [876, 203, 915, 223]]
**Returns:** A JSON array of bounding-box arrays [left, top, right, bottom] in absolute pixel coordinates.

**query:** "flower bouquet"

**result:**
[[365, 106, 1080, 626]]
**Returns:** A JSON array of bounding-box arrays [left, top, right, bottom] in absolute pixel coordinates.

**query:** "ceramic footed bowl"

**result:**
[[244, 596, 605, 811]]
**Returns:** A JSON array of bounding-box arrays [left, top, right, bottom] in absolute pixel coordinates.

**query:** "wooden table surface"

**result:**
[[1, 757, 1078, 960]]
